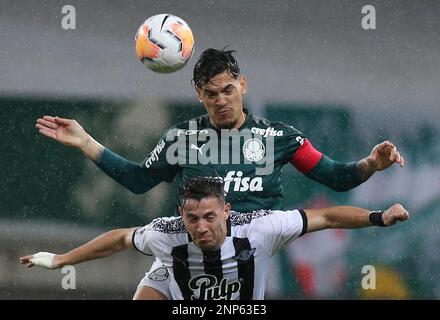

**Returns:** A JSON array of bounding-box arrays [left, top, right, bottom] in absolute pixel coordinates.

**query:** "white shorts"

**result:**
[[137, 258, 172, 300]]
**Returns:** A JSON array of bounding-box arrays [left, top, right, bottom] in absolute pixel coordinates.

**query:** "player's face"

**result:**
[[179, 197, 231, 251], [197, 71, 247, 130]]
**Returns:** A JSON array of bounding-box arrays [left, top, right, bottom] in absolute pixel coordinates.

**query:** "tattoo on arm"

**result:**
[[356, 158, 375, 182]]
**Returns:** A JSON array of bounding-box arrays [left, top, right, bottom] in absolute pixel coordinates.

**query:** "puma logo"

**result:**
[[191, 143, 206, 155]]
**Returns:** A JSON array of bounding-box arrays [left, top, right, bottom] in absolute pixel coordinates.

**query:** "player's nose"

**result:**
[[196, 222, 208, 233], [215, 94, 227, 106]]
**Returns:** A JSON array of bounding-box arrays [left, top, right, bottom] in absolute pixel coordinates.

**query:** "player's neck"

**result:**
[[234, 111, 247, 129]]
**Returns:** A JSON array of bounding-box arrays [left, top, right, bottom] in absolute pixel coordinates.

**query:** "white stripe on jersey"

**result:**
[[133, 209, 306, 300]]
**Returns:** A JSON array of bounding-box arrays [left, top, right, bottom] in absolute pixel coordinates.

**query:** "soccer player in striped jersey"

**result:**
[[35, 48, 404, 299], [20, 177, 409, 300]]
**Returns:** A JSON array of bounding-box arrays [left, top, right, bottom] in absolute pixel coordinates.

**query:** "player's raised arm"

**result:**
[[296, 140, 405, 192], [37, 116, 180, 194], [305, 203, 409, 233], [36, 116, 104, 162], [19, 227, 137, 269]]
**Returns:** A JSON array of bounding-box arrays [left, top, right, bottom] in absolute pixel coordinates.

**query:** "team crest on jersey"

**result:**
[[233, 248, 256, 261], [148, 267, 169, 281], [242, 138, 265, 162]]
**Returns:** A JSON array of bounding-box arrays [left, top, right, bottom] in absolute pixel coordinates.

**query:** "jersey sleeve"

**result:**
[[132, 225, 154, 256], [140, 129, 181, 182], [282, 125, 323, 174], [96, 128, 181, 194], [255, 209, 308, 256], [277, 125, 311, 164]]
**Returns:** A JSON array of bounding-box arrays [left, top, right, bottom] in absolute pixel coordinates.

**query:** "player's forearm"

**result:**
[[57, 229, 130, 267], [355, 157, 376, 182], [96, 149, 163, 194], [306, 155, 364, 191], [79, 136, 105, 163], [308, 155, 377, 190], [305, 206, 372, 233], [323, 206, 371, 229]]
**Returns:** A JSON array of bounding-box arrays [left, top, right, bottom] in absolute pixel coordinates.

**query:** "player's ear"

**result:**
[[224, 203, 231, 220], [195, 86, 203, 102], [178, 207, 185, 217], [239, 75, 247, 95]]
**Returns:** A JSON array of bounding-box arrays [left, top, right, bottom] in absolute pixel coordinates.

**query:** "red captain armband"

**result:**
[[290, 139, 323, 174]]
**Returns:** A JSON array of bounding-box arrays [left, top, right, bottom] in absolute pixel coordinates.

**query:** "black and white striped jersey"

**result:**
[[133, 209, 307, 300]]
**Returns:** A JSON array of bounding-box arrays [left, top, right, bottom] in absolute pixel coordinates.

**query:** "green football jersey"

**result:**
[[141, 111, 306, 212]]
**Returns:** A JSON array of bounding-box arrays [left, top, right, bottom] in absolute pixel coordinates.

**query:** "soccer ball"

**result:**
[[135, 14, 195, 73]]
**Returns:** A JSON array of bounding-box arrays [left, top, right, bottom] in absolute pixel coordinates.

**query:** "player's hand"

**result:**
[[19, 252, 61, 269], [36, 116, 90, 149], [367, 141, 405, 171], [382, 203, 410, 226]]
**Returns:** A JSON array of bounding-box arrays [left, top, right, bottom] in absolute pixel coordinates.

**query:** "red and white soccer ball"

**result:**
[[135, 14, 195, 73]]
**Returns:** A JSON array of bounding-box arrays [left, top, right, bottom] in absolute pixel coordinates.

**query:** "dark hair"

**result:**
[[192, 48, 240, 88], [179, 177, 225, 207]]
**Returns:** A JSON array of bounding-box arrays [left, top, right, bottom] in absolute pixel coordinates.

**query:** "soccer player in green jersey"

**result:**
[[35, 48, 404, 299]]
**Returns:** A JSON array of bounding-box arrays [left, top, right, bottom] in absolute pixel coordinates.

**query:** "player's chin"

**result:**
[[197, 239, 217, 251], [216, 118, 237, 130]]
